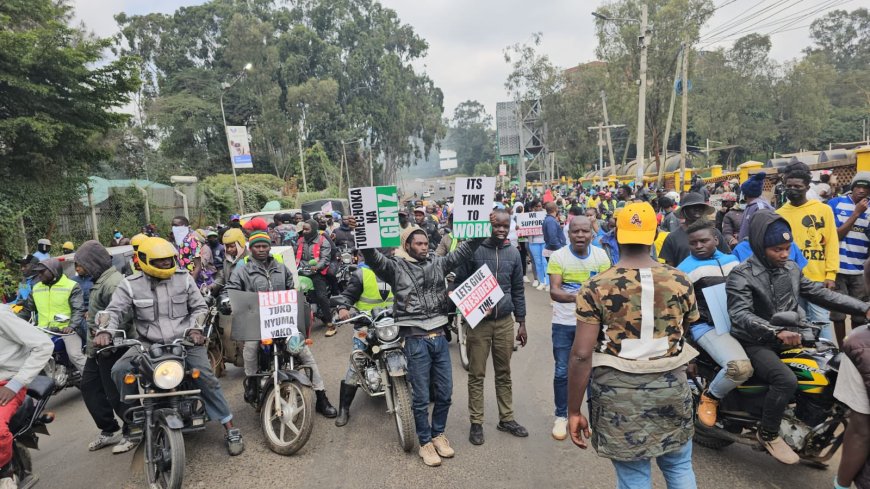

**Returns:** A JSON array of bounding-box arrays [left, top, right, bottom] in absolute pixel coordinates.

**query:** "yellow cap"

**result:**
[[62, 241, 74, 250], [616, 202, 657, 245]]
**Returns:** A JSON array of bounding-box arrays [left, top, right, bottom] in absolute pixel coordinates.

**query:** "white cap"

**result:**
[[37, 238, 51, 246]]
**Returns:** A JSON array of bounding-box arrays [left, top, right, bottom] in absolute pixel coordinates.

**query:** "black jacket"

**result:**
[[361, 229, 481, 325], [454, 237, 526, 321], [726, 210, 868, 347]]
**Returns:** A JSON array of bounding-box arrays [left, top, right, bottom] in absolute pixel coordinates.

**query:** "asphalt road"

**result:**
[[32, 283, 840, 489]]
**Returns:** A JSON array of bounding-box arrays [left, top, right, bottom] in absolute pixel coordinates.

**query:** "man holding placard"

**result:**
[[453, 209, 528, 446], [223, 231, 337, 418], [348, 216, 484, 467]]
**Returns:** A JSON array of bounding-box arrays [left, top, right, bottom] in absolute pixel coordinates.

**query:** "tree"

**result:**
[[448, 100, 496, 174], [0, 0, 139, 258]]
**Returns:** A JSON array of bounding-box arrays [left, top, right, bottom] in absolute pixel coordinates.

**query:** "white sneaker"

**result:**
[[535, 284, 546, 291], [112, 436, 140, 454], [552, 417, 568, 441], [88, 431, 122, 451], [545, 285, 550, 292], [0, 477, 17, 489], [523, 276, 531, 283], [532, 280, 540, 288]]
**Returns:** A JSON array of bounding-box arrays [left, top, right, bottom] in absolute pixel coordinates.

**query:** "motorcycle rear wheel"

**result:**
[[456, 315, 469, 372], [392, 376, 415, 452], [692, 430, 734, 450], [145, 422, 185, 489], [261, 380, 315, 455]]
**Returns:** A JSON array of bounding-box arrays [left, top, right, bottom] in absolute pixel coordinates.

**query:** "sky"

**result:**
[[70, 0, 854, 120]]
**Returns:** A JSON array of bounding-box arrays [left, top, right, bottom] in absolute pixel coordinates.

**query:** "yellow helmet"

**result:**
[[62, 241, 74, 251], [137, 237, 178, 279], [130, 233, 148, 250]]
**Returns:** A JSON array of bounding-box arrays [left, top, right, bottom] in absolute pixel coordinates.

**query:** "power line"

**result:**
[[767, 0, 854, 34], [701, 0, 785, 40], [702, 0, 806, 43]]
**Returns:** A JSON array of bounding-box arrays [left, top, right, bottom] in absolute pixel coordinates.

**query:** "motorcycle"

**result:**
[[244, 334, 316, 455], [334, 307, 415, 451], [39, 314, 82, 392], [335, 246, 356, 290], [8, 375, 55, 489], [690, 311, 847, 468], [200, 287, 227, 377], [96, 320, 207, 489], [297, 259, 321, 330]]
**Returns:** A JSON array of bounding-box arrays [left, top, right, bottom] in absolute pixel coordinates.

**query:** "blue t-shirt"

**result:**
[[732, 240, 808, 269], [828, 195, 870, 274]]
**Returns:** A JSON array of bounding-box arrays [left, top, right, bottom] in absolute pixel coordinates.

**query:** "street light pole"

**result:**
[[220, 63, 252, 212], [635, 3, 650, 188]]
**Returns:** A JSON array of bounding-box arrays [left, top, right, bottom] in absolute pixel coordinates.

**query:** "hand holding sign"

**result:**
[[448, 264, 504, 328]]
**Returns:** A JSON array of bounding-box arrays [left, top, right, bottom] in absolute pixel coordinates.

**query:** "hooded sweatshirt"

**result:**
[[77, 240, 132, 353], [297, 219, 331, 271], [776, 199, 839, 282]]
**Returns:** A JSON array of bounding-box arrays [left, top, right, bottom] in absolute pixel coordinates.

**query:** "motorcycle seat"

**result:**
[[26, 376, 55, 400]]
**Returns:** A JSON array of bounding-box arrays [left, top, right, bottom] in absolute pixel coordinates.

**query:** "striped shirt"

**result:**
[[828, 196, 870, 274]]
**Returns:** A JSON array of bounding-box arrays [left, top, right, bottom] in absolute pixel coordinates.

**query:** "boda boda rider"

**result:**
[[16, 258, 88, 373], [221, 231, 337, 418], [348, 216, 484, 467], [727, 210, 870, 465], [93, 237, 245, 456], [297, 219, 336, 337], [332, 249, 395, 427]]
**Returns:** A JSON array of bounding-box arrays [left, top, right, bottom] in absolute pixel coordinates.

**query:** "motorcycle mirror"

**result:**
[[769, 311, 801, 327]]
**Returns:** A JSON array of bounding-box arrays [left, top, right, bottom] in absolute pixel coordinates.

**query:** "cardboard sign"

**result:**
[[449, 264, 504, 328], [321, 201, 333, 214], [702, 283, 732, 335], [452, 177, 496, 239], [516, 212, 544, 237], [228, 290, 308, 341], [348, 186, 401, 249]]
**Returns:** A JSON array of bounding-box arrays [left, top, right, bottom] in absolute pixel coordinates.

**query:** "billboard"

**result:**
[[226, 126, 253, 169], [439, 149, 458, 170], [496, 101, 520, 156]]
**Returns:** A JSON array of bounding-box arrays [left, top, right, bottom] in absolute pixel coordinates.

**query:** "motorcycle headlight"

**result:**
[[287, 334, 305, 354], [153, 360, 184, 390], [341, 252, 352, 264], [375, 319, 399, 342]]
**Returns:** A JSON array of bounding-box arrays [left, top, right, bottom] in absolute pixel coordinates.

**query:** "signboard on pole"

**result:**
[[348, 185, 401, 249], [499, 163, 507, 176], [227, 290, 308, 341], [452, 177, 496, 239], [449, 264, 504, 328], [321, 201, 333, 215], [226, 126, 253, 169], [439, 150, 458, 170], [515, 212, 544, 237]]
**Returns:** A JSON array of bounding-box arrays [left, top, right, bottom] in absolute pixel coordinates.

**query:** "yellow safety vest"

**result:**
[[31, 274, 75, 329], [449, 234, 458, 253], [241, 252, 285, 264], [355, 268, 394, 312]]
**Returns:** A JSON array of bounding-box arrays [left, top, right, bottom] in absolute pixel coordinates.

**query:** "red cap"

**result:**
[[243, 217, 269, 232]]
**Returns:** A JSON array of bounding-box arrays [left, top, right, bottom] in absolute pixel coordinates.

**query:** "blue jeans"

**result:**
[[695, 330, 750, 399], [611, 441, 697, 489], [529, 242, 549, 285], [799, 296, 834, 341], [552, 323, 575, 418], [404, 334, 452, 445]]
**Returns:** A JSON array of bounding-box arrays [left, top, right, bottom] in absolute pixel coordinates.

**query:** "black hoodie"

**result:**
[[726, 210, 868, 346]]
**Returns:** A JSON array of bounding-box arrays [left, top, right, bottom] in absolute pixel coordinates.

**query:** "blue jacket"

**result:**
[[732, 240, 807, 269], [543, 215, 566, 251]]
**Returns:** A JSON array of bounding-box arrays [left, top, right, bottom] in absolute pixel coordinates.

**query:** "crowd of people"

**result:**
[[1, 160, 870, 489]]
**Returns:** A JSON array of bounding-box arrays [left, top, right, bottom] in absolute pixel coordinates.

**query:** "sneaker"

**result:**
[[324, 324, 337, 337], [418, 442, 442, 467], [469, 423, 484, 445], [532, 280, 540, 287], [226, 428, 245, 456], [88, 431, 122, 451], [535, 284, 546, 291], [431, 433, 455, 458], [545, 285, 550, 292], [497, 420, 529, 437], [0, 477, 16, 489], [523, 276, 531, 283], [756, 432, 799, 464], [552, 417, 568, 441], [697, 393, 719, 427], [112, 436, 140, 454]]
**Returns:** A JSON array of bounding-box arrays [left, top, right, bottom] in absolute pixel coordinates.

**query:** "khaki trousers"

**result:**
[[466, 315, 515, 424]]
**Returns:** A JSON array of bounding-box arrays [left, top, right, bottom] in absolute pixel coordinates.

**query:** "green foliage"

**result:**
[[0, 261, 18, 300], [201, 173, 286, 223], [446, 101, 497, 174]]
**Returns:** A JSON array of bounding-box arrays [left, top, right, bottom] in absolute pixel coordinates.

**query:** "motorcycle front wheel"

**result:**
[[261, 380, 315, 455], [391, 376, 415, 452], [145, 422, 185, 489]]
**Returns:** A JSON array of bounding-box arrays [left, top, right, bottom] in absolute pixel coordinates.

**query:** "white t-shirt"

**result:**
[[546, 245, 611, 325]]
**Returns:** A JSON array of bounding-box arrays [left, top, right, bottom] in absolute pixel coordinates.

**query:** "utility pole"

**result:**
[[297, 107, 308, 193], [679, 41, 689, 193], [600, 91, 617, 176], [589, 123, 626, 187], [658, 44, 684, 187], [635, 3, 650, 188], [368, 143, 374, 186]]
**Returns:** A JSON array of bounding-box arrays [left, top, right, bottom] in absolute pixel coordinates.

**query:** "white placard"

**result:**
[[499, 163, 507, 176], [516, 211, 544, 237], [449, 264, 505, 328], [258, 290, 299, 339], [321, 201, 333, 214], [348, 186, 401, 249], [226, 126, 253, 169], [452, 177, 496, 239]]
